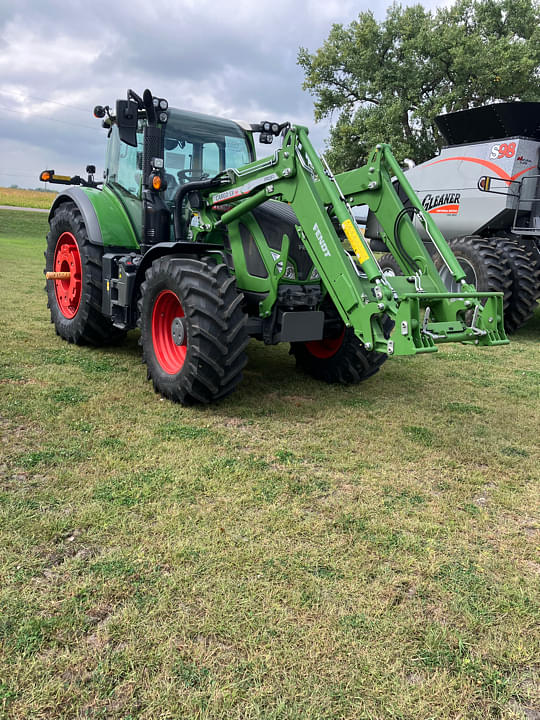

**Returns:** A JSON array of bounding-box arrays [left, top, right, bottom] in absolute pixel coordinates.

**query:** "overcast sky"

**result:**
[[0, 0, 449, 189]]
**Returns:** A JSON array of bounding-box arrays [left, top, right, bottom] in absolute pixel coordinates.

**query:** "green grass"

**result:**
[[0, 208, 539, 719]]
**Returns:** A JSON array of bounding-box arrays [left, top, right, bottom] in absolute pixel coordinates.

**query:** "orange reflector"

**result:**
[[152, 175, 162, 190], [40, 171, 51, 182], [479, 176, 491, 191]]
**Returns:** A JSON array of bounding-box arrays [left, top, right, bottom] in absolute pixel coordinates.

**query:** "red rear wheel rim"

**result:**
[[305, 326, 345, 359], [53, 231, 82, 319], [152, 290, 187, 374]]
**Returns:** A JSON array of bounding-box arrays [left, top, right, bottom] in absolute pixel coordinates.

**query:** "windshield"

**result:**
[[163, 108, 253, 201]]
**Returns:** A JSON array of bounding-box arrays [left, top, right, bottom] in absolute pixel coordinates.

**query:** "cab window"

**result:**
[[107, 125, 143, 197]]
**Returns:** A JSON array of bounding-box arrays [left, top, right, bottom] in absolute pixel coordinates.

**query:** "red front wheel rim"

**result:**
[[152, 290, 187, 374], [305, 326, 345, 359], [53, 231, 82, 319]]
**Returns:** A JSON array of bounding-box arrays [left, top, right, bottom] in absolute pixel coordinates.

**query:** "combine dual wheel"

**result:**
[[494, 237, 540, 333], [432, 236, 538, 333], [138, 257, 249, 404], [45, 202, 124, 345], [378, 253, 402, 278], [431, 237, 512, 314]]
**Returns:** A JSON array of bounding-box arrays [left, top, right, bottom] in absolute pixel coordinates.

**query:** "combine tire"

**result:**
[[378, 253, 402, 277], [138, 257, 248, 404], [433, 236, 512, 311], [494, 237, 540, 332], [290, 312, 390, 385], [45, 201, 124, 345]]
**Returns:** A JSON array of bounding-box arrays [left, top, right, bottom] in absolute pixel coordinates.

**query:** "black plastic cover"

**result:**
[[249, 201, 313, 281], [115, 100, 138, 147], [435, 102, 540, 146]]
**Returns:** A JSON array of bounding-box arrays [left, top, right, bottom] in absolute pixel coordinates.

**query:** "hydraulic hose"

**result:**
[[393, 205, 421, 274], [173, 177, 222, 242]]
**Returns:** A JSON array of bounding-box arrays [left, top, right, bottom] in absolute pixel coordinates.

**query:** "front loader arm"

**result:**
[[335, 144, 467, 291], [195, 127, 507, 356]]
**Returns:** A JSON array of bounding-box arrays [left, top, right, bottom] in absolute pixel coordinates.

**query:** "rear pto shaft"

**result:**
[[46, 271, 71, 280]]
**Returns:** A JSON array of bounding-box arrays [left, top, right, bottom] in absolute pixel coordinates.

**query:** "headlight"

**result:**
[[271, 251, 296, 279], [284, 264, 295, 279]]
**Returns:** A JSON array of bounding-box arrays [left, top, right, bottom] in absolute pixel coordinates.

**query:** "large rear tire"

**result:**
[[138, 257, 248, 404], [45, 201, 125, 345], [433, 236, 512, 313], [494, 237, 540, 332]]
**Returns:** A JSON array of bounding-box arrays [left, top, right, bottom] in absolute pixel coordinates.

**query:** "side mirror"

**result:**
[[116, 100, 138, 147]]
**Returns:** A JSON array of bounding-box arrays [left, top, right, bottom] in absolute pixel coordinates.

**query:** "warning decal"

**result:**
[[211, 173, 279, 204]]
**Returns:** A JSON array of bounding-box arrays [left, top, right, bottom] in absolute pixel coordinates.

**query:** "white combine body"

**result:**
[[367, 102, 540, 332]]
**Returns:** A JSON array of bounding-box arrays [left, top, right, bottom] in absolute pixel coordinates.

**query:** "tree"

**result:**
[[298, 0, 540, 171]]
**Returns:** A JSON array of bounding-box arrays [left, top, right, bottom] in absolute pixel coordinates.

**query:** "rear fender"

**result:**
[[49, 186, 139, 250]]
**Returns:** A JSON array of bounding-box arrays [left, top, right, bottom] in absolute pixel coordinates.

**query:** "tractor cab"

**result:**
[[104, 101, 255, 244], [106, 108, 254, 201], [162, 109, 254, 202]]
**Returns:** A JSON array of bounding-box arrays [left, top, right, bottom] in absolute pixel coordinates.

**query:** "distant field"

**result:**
[[0, 208, 538, 720], [0, 186, 57, 210]]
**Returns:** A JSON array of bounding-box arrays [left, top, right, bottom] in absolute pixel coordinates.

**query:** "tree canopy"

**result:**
[[298, 0, 540, 171]]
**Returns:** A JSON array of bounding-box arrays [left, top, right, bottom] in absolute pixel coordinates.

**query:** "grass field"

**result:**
[[0, 208, 538, 720], [0, 186, 57, 210]]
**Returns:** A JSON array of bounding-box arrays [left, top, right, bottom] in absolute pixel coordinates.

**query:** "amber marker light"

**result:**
[[40, 171, 51, 182], [152, 175, 162, 190]]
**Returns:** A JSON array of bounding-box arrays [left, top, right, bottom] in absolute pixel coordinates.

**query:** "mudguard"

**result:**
[[48, 186, 139, 250]]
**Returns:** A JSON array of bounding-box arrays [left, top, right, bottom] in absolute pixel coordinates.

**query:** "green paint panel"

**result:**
[[82, 186, 139, 249]]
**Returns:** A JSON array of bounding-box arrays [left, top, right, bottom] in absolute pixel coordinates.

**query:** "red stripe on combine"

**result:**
[[423, 156, 537, 186]]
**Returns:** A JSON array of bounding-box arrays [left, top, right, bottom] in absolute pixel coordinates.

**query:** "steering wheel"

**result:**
[[177, 169, 210, 183]]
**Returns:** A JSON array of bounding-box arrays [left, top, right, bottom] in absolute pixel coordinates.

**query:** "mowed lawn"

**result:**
[[0, 208, 538, 720]]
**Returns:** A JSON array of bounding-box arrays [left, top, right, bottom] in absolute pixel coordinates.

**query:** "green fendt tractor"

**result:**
[[41, 88, 508, 404]]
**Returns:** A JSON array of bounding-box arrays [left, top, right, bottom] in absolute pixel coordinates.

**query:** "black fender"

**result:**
[[132, 242, 228, 304], [49, 187, 104, 245]]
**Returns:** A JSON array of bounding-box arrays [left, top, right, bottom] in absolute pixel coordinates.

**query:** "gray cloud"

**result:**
[[0, 0, 450, 188]]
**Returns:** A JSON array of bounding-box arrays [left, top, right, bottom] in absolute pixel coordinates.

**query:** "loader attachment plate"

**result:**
[[387, 291, 507, 356], [378, 289, 507, 356]]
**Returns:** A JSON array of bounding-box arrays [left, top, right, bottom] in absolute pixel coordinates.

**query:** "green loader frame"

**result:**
[[194, 126, 506, 355]]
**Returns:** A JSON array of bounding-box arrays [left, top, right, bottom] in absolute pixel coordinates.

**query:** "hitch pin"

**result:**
[[469, 305, 487, 336], [421, 306, 445, 339]]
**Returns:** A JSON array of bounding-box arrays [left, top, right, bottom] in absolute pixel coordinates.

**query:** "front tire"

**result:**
[[138, 257, 248, 404], [290, 308, 389, 384], [45, 201, 124, 345]]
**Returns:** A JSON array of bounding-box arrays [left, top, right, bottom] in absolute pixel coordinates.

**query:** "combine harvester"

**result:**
[[371, 102, 540, 332], [40, 89, 507, 404]]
